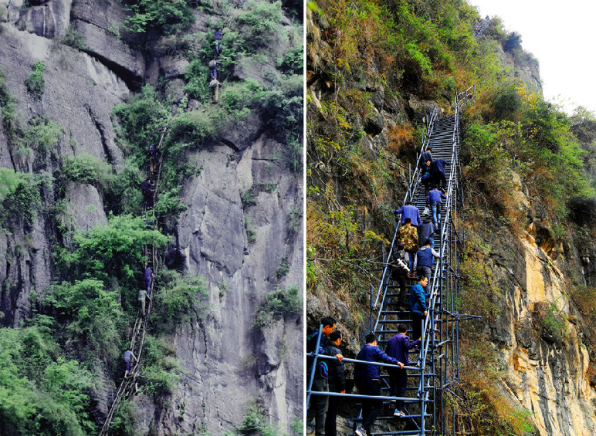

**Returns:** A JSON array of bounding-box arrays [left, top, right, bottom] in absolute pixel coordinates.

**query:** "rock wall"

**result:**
[[0, 0, 302, 433], [478, 181, 596, 435]]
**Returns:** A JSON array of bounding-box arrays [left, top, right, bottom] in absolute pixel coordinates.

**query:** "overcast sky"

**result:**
[[470, 0, 596, 115]]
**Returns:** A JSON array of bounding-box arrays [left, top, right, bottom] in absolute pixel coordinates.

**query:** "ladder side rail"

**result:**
[[373, 105, 439, 322]]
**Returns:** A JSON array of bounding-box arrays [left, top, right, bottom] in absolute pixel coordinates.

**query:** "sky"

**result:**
[[470, 0, 596, 115]]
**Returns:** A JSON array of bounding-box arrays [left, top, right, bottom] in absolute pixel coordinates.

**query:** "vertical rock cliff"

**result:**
[[306, 1, 596, 434], [0, 0, 303, 433]]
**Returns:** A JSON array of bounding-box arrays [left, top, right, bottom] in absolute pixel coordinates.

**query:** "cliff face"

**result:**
[[474, 183, 596, 435], [307, 1, 596, 435], [0, 0, 302, 433]]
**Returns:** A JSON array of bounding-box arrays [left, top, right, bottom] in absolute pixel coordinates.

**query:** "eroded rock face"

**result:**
[[0, 0, 302, 433], [482, 182, 596, 436]]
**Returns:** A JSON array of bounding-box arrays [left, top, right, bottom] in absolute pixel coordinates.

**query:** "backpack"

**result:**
[[391, 250, 409, 273]]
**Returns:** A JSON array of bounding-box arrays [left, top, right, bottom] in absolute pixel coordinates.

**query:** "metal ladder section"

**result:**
[[99, 128, 167, 435], [369, 87, 478, 436], [474, 16, 490, 39]]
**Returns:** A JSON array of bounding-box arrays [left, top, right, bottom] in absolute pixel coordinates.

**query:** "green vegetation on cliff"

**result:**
[[308, 0, 596, 434]]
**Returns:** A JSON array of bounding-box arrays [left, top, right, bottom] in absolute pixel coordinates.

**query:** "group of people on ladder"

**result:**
[[122, 141, 160, 378], [307, 146, 450, 435]]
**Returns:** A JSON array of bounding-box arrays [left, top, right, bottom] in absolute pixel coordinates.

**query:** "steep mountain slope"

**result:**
[[0, 0, 303, 434], [307, 0, 596, 434]]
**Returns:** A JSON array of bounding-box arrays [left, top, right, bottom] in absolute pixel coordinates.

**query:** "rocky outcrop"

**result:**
[[0, 0, 302, 433]]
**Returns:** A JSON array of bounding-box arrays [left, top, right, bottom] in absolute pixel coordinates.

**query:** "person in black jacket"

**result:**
[[307, 317, 343, 436], [323, 331, 345, 436], [354, 333, 403, 436]]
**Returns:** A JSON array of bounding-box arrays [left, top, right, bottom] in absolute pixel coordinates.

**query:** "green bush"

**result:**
[[275, 257, 290, 278], [245, 213, 256, 244], [184, 58, 209, 101], [61, 154, 114, 189], [60, 214, 169, 291], [139, 335, 179, 396], [45, 279, 125, 359], [23, 116, 63, 154], [536, 302, 567, 342], [0, 169, 43, 227], [121, 0, 194, 35], [113, 85, 169, 149], [0, 325, 96, 435], [153, 270, 209, 329], [253, 286, 301, 328], [62, 29, 85, 50], [25, 61, 45, 100], [234, 1, 284, 51], [0, 68, 18, 138]]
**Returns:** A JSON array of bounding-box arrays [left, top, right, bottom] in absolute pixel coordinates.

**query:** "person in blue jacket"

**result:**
[[123, 349, 137, 377], [413, 240, 439, 292], [394, 201, 421, 227], [426, 186, 447, 225], [354, 333, 404, 436], [410, 276, 429, 341], [386, 324, 420, 417], [214, 27, 223, 55], [144, 265, 153, 295], [430, 159, 450, 189], [307, 317, 343, 436]]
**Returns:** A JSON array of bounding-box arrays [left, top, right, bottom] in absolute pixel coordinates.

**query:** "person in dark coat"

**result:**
[[354, 333, 404, 436], [418, 146, 432, 169], [418, 218, 437, 250], [413, 240, 439, 292], [386, 324, 420, 417], [323, 331, 345, 436], [141, 178, 155, 208], [390, 244, 410, 309], [147, 143, 159, 172], [429, 158, 450, 189], [307, 317, 343, 436], [426, 186, 447, 225], [123, 349, 137, 376], [394, 202, 421, 227], [214, 28, 223, 55], [144, 265, 153, 295]]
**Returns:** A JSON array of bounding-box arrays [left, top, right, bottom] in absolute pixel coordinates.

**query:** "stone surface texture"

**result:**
[[0, 1, 303, 433]]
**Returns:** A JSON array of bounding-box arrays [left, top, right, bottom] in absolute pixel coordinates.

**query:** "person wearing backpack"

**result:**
[[397, 218, 418, 272], [391, 244, 410, 310]]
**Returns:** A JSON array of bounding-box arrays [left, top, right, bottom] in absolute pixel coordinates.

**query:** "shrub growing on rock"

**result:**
[[25, 61, 45, 100]]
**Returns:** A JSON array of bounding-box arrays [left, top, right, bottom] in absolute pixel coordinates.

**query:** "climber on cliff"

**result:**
[[214, 27, 223, 56], [410, 275, 436, 342], [123, 349, 137, 377], [141, 178, 155, 208], [397, 218, 418, 272], [390, 244, 410, 310], [413, 240, 440, 292], [209, 59, 220, 80], [144, 265, 154, 295], [138, 288, 151, 317], [418, 146, 432, 169], [354, 333, 404, 436], [418, 217, 436, 250], [429, 158, 450, 190], [323, 330, 345, 436], [307, 317, 344, 436], [427, 186, 447, 226], [394, 201, 421, 227], [386, 324, 420, 418], [210, 78, 222, 104], [147, 142, 158, 173]]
